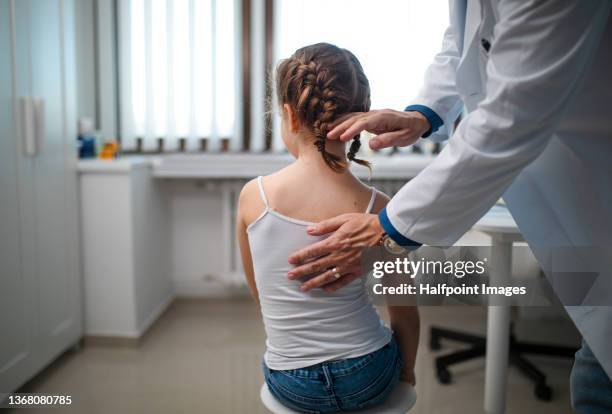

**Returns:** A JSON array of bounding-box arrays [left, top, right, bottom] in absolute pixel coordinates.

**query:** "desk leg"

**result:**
[[484, 240, 512, 414]]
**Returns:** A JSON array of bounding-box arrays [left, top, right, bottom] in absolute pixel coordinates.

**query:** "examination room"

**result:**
[[2, 0, 612, 413]]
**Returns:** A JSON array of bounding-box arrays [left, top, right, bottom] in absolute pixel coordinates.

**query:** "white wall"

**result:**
[[167, 180, 248, 297]]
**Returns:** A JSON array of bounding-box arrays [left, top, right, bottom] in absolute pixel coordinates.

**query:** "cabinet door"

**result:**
[[0, 0, 37, 393], [28, 0, 81, 363]]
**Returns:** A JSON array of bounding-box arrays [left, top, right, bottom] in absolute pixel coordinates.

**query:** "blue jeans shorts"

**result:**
[[262, 337, 403, 413], [570, 339, 612, 413]]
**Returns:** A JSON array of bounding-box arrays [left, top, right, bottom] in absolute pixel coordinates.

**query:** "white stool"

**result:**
[[260, 382, 416, 414]]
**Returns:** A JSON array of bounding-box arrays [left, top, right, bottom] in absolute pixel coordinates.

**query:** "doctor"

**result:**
[[286, 0, 612, 412]]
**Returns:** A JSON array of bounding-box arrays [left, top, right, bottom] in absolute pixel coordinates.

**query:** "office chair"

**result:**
[[430, 320, 578, 401]]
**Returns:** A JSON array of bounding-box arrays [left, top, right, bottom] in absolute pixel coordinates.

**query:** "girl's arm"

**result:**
[[389, 306, 420, 385], [236, 181, 260, 303], [372, 191, 420, 385]]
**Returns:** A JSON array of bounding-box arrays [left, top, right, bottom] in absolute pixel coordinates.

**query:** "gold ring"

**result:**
[[332, 267, 341, 279]]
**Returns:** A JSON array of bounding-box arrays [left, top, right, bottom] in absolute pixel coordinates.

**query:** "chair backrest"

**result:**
[[260, 382, 417, 414]]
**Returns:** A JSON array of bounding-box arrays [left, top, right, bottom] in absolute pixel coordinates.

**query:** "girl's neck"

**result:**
[[292, 138, 358, 182]]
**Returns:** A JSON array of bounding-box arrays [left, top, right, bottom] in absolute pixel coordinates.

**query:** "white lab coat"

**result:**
[[386, 0, 612, 377]]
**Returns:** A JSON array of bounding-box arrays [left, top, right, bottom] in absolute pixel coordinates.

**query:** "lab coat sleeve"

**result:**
[[384, 0, 611, 246], [408, 4, 464, 142]]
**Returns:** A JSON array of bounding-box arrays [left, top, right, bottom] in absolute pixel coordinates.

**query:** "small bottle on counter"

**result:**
[[77, 118, 97, 159]]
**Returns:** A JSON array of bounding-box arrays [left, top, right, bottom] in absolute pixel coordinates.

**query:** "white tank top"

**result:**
[[247, 176, 392, 370]]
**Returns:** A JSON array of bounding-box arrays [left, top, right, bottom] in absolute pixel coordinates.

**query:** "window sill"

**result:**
[[77, 153, 435, 179], [154, 153, 434, 179], [77, 157, 151, 174]]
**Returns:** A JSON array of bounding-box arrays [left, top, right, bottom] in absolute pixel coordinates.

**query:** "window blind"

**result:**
[[118, 0, 242, 151]]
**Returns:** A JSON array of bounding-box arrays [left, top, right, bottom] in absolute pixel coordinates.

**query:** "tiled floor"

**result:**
[[11, 298, 579, 413]]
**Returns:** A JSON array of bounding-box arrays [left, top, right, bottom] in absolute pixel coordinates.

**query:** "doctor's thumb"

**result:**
[[370, 129, 416, 150], [369, 138, 384, 150]]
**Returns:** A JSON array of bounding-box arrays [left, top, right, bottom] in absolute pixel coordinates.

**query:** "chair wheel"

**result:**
[[437, 367, 452, 384], [535, 383, 552, 401], [430, 336, 441, 351]]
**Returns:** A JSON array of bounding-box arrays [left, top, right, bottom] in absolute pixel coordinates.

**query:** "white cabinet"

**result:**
[[0, 0, 81, 394], [78, 159, 173, 339]]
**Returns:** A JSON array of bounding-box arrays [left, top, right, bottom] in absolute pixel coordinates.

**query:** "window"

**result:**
[[272, 0, 449, 152], [117, 0, 241, 152], [113, 0, 450, 154]]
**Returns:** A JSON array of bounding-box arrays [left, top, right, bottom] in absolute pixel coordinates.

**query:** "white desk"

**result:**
[[474, 205, 523, 414]]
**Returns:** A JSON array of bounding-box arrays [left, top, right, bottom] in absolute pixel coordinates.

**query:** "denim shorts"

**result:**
[[262, 338, 403, 413], [570, 339, 612, 413]]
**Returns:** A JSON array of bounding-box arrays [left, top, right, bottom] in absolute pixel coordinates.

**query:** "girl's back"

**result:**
[[244, 171, 391, 370]]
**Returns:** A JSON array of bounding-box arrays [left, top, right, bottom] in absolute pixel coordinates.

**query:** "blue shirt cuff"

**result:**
[[404, 104, 444, 138], [378, 207, 422, 248]]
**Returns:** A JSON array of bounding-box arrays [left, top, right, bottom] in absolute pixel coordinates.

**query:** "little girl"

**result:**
[[237, 43, 419, 413]]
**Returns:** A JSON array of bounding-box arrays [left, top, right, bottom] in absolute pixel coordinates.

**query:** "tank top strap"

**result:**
[[365, 186, 377, 214], [256, 176, 270, 209]]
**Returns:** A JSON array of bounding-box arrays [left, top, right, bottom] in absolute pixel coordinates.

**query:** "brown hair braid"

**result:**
[[276, 43, 371, 172]]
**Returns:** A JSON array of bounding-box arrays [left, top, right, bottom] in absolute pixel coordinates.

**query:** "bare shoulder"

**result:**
[[239, 177, 259, 200], [238, 177, 266, 226], [370, 188, 391, 215]]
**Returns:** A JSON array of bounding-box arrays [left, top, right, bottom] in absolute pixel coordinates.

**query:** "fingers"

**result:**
[[289, 214, 364, 281], [290, 215, 356, 265], [339, 118, 369, 141], [307, 214, 353, 236], [301, 265, 361, 292], [327, 113, 364, 140], [369, 128, 419, 150], [287, 251, 337, 280], [299, 267, 343, 291], [322, 273, 360, 292], [288, 238, 333, 267], [327, 112, 363, 139]]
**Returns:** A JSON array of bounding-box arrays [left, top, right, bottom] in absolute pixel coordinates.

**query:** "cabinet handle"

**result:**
[[20, 97, 36, 156], [33, 98, 45, 155]]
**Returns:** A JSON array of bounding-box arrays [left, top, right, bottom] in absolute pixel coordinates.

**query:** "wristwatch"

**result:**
[[377, 233, 407, 255]]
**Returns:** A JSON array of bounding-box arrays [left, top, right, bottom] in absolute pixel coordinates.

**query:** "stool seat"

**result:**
[[260, 382, 416, 414]]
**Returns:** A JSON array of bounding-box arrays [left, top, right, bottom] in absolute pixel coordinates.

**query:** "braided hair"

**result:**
[[276, 43, 371, 172]]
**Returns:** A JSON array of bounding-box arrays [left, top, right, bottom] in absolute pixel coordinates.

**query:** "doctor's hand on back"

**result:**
[[286, 109, 429, 292]]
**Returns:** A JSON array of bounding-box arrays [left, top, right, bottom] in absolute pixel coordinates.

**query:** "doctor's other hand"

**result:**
[[327, 109, 430, 150], [287, 213, 384, 292]]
